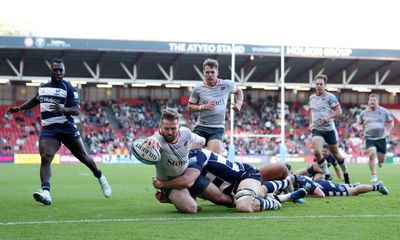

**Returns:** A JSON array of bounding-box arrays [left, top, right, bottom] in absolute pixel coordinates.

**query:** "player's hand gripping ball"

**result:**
[[131, 139, 161, 165]]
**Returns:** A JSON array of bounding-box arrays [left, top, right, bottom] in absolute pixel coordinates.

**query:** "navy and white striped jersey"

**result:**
[[315, 179, 349, 196], [295, 175, 349, 196], [188, 148, 260, 195], [294, 175, 318, 194], [37, 80, 79, 127]]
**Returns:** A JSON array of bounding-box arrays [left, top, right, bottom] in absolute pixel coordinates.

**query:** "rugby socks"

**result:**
[[41, 182, 50, 192], [94, 169, 102, 179], [262, 180, 289, 193], [338, 162, 350, 184], [256, 196, 280, 211], [372, 184, 381, 192]]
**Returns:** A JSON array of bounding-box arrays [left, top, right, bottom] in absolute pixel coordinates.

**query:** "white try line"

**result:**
[[1, 214, 400, 226]]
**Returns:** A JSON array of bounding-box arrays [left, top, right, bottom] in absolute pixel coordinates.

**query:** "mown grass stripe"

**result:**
[[2, 214, 400, 226]]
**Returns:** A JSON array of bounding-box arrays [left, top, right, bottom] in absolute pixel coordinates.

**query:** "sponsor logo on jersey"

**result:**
[[40, 96, 61, 104], [167, 158, 187, 166]]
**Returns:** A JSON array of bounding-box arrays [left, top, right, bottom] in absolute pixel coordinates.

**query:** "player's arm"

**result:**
[[49, 104, 80, 115], [188, 102, 203, 112], [190, 132, 206, 149], [152, 168, 201, 189], [385, 119, 394, 136], [308, 187, 325, 197], [293, 167, 310, 177], [6, 96, 39, 114], [330, 104, 342, 119], [188, 101, 215, 112], [321, 104, 342, 125], [144, 136, 161, 150], [232, 87, 244, 112], [188, 88, 202, 112], [308, 109, 313, 130]]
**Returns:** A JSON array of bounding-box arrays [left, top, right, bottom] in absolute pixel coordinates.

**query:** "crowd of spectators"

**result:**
[[2, 98, 400, 158]]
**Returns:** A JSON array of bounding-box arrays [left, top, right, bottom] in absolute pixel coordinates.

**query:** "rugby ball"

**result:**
[[131, 139, 161, 165], [259, 163, 289, 181]]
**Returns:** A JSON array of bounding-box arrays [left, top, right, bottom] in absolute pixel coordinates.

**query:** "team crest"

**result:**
[[188, 156, 197, 164]]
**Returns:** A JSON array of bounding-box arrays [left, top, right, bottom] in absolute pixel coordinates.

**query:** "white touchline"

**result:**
[[1, 214, 400, 226]]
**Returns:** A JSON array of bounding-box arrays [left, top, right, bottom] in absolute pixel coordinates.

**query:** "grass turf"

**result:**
[[1, 162, 400, 239]]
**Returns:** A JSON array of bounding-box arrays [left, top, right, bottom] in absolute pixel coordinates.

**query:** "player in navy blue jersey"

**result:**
[[152, 148, 307, 212], [291, 174, 388, 197], [7, 59, 111, 205]]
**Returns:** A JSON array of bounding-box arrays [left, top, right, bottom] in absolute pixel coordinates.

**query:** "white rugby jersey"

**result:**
[[309, 91, 340, 131], [358, 106, 393, 140], [37, 80, 80, 126], [154, 126, 203, 180], [189, 79, 237, 128]]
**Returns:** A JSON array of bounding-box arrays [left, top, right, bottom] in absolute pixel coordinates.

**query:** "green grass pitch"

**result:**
[[1, 162, 400, 240]]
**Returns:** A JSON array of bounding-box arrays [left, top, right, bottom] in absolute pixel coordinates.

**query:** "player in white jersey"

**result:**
[[356, 94, 394, 182], [188, 58, 244, 154], [145, 109, 232, 213], [309, 74, 350, 184], [7, 59, 111, 205]]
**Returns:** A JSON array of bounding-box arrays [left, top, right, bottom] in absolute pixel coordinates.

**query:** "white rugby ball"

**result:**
[[131, 139, 161, 165]]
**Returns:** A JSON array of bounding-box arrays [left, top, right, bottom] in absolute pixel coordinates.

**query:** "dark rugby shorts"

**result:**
[[193, 125, 224, 143], [312, 129, 338, 145]]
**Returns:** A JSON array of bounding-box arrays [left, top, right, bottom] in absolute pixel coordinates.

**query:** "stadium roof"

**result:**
[[1, 36, 400, 91]]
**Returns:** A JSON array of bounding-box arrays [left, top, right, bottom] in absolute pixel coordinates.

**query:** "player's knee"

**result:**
[[178, 204, 198, 214], [235, 188, 257, 213], [235, 198, 254, 213], [40, 152, 54, 162]]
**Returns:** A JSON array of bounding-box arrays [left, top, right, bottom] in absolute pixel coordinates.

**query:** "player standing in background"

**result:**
[[356, 94, 394, 182], [145, 109, 232, 213], [188, 58, 244, 154], [294, 144, 342, 181], [309, 74, 350, 184], [6, 59, 111, 205]]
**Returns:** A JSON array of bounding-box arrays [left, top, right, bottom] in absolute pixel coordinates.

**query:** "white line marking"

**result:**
[[1, 214, 400, 226]]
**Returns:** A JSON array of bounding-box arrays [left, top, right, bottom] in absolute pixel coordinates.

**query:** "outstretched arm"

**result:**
[[7, 96, 40, 114]]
